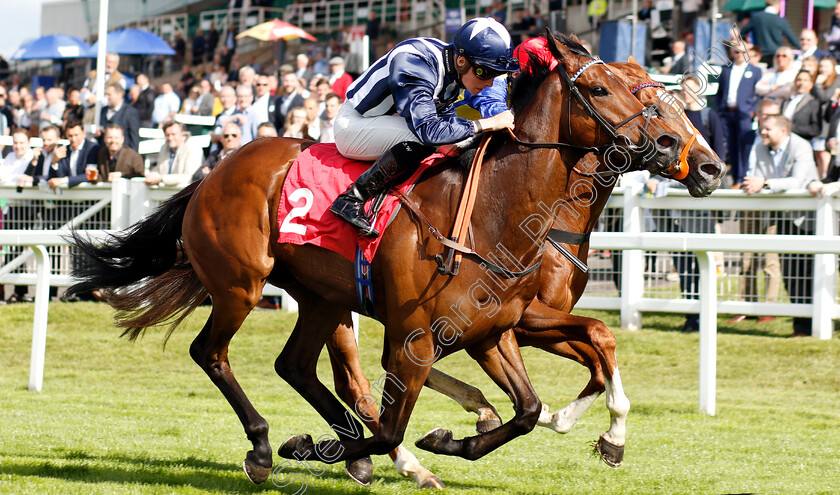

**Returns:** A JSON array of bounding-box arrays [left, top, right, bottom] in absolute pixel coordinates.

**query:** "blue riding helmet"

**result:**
[[452, 17, 519, 79]]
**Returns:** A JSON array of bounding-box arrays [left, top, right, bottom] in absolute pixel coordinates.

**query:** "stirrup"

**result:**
[[329, 197, 380, 238]]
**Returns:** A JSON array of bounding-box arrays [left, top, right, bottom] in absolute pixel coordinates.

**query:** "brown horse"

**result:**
[[321, 57, 725, 487], [68, 33, 684, 486], [423, 58, 726, 448]]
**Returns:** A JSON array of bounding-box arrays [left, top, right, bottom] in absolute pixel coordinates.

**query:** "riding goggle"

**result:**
[[471, 63, 505, 81]]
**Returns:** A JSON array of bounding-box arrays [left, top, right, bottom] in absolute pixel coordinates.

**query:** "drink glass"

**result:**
[[86, 164, 98, 182]]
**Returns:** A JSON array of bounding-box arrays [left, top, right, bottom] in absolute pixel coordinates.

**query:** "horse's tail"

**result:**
[[68, 181, 208, 342]]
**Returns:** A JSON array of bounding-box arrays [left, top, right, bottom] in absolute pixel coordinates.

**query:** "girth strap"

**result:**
[[355, 246, 378, 319], [545, 229, 590, 274], [547, 228, 590, 245], [393, 189, 542, 279]]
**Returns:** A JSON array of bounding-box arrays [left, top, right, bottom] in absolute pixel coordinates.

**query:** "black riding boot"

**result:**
[[330, 141, 434, 237]]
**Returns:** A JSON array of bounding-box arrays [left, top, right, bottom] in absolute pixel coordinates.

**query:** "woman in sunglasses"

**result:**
[[330, 17, 518, 237]]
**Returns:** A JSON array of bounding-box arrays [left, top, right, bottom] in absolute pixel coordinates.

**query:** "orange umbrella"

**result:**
[[235, 19, 317, 42]]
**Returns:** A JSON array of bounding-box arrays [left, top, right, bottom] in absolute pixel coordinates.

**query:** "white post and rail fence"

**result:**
[[2, 181, 838, 416]]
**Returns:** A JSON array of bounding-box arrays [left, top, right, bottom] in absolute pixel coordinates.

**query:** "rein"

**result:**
[[393, 189, 542, 279], [436, 132, 493, 275]]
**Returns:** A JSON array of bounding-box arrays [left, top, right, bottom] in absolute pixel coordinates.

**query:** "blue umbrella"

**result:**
[[89, 28, 175, 56], [11, 34, 91, 60]]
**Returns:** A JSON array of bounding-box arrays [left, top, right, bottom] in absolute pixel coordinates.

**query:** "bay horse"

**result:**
[[68, 33, 684, 487], [321, 57, 725, 487], [421, 58, 726, 450]]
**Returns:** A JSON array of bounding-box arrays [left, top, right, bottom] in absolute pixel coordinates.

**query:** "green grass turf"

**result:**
[[1, 303, 838, 494]]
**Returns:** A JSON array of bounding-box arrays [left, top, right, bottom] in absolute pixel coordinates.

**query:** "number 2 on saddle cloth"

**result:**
[[276, 143, 441, 319]]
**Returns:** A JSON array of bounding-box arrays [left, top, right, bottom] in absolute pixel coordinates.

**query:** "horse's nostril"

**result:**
[[657, 135, 675, 149], [701, 162, 723, 178]]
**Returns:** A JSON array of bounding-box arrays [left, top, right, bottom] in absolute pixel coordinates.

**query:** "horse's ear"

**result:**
[[545, 28, 565, 63]]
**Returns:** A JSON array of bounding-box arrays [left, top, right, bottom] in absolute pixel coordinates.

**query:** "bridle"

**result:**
[[509, 53, 666, 176], [631, 82, 698, 181]]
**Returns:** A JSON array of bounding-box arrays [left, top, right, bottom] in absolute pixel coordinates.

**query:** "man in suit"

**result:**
[[147, 120, 203, 186], [781, 70, 822, 141], [100, 82, 140, 151], [273, 72, 305, 133], [716, 46, 762, 184], [96, 124, 145, 181], [742, 115, 819, 337], [84, 52, 127, 107], [252, 74, 274, 125], [132, 73, 156, 128], [796, 29, 831, 65], [194, 79, 216, 117], [294, 54, 313, 85], [739, 0, 800, 65], [209, 85, 240, 153], [665, 40, 691, 75], [50, 120, 99, 188], [19, 125, 64, 188]]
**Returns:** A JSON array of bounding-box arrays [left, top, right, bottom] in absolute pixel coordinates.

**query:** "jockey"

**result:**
[[330, 17, 519, 237], [460, 36, 559, 118]]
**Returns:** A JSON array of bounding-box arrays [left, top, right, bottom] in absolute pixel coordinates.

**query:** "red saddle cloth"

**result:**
[[277, 143, 441, 262]]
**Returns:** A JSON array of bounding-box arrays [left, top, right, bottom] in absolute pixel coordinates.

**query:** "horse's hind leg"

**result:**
[[517, 302, 629, 467], [425, 368, 503, 433], [190, 304, 273, 483], [279, 317, 434, 465], [326, 316, 444, 489], [521, 339, 605, 434]]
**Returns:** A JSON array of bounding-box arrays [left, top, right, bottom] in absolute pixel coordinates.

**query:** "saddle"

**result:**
[[276, 143, 442, 263]]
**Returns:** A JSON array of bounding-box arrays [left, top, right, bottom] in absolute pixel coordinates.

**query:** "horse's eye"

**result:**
[[592, 86, 609, 97]]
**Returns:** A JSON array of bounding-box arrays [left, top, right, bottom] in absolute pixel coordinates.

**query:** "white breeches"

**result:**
[[334, 104, 421, 161]]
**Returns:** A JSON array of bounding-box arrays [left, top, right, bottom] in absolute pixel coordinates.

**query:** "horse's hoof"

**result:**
[[243, 458, 272, 484], [419, 474, 446, 490], [344, 456, 373, 486], [475, 419, 502, 434], [596, 436, 624, 467], [278, 434, 314, 459], [415, 428, 453, 453]]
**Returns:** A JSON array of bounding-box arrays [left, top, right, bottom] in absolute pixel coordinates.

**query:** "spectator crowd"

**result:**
[[1, 1, 838, 335]]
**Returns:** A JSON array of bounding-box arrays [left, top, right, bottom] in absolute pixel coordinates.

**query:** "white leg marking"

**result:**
[[393, 445, 445, 490], [541, 392, 602, 434], [602, 366, 631, 446]]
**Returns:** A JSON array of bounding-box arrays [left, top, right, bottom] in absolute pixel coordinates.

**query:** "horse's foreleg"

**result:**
[[325, 315, 444, 489], [415, 329, 541, 461], [425, 368, 502, 433], [517, 302, 629, 467], [189, 309, 273, 484]]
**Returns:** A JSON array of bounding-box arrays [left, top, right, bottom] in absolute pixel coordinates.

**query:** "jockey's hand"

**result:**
[[477, 110, 514, 133]]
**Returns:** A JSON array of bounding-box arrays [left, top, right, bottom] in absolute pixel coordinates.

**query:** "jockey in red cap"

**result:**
[[513, 36, 559, 73]]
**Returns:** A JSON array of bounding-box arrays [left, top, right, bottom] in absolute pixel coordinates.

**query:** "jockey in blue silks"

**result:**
[[330, 17, 519, 237]]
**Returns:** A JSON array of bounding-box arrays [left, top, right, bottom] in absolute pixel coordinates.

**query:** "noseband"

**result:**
[[629, 82, 700, 180]]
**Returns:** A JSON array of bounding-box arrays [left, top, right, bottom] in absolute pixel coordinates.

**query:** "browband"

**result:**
[[569, 58, 605, 83], [630, 82, 666, 94]]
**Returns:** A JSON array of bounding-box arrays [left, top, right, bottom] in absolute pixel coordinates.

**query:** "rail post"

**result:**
[[29, 245, 51, 392]]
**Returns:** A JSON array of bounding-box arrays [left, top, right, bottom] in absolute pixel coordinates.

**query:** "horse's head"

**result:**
[[613, 57, 725, 197], [540, 31, 681, 168]]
